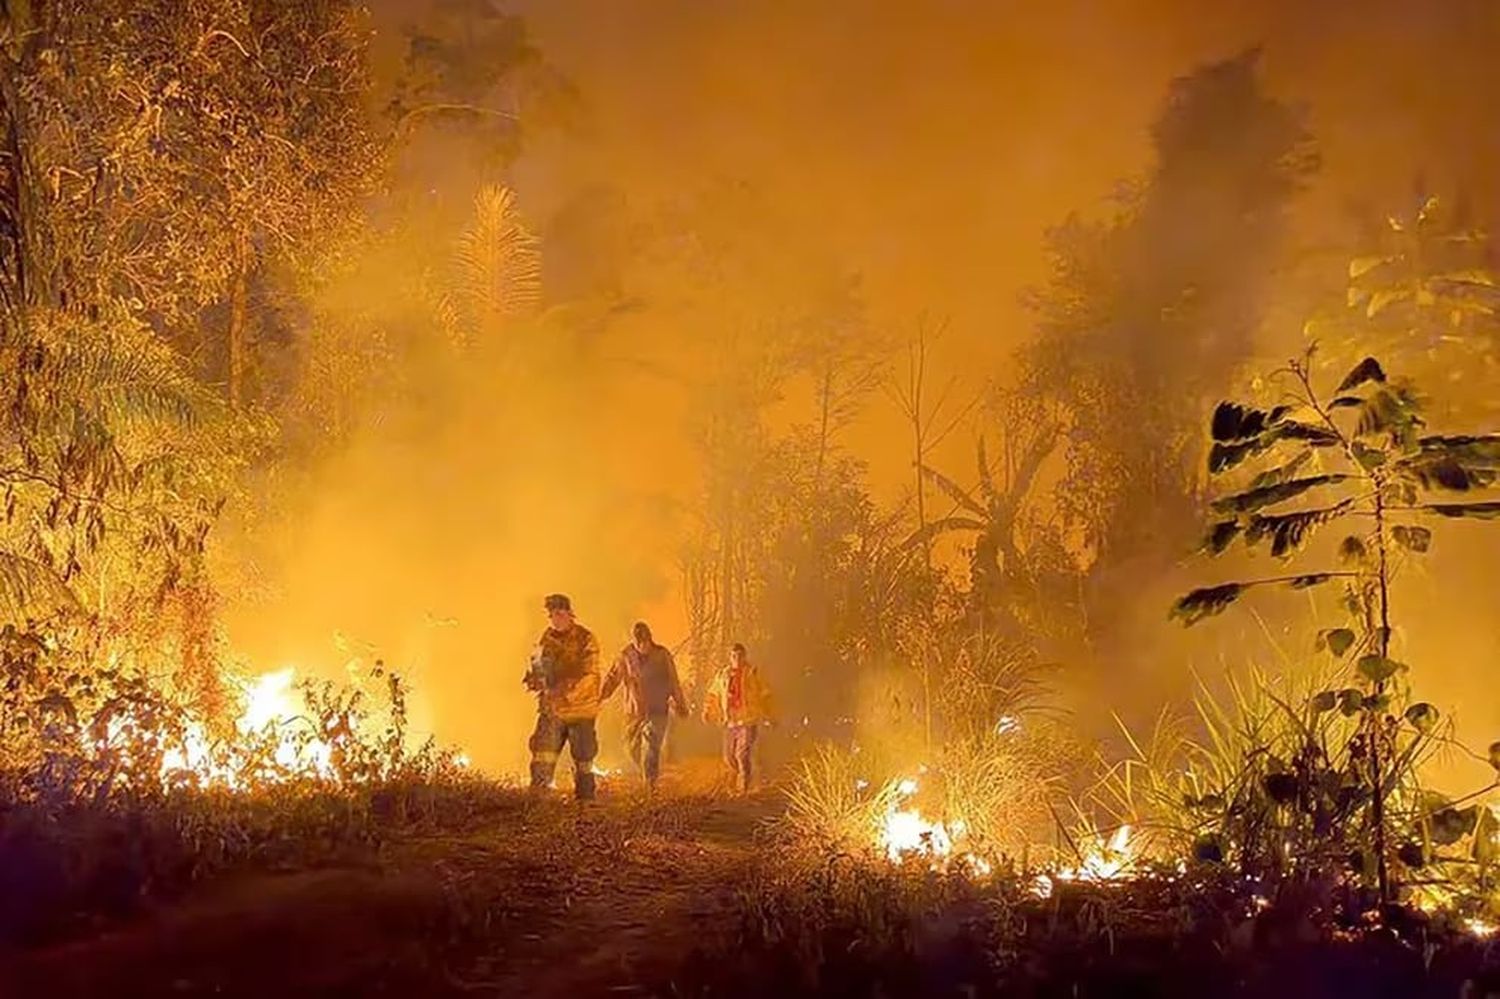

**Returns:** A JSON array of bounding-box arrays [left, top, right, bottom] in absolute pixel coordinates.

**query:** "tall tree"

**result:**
[[1021, 48, 1318, 627], [0, 0, 378, 402]]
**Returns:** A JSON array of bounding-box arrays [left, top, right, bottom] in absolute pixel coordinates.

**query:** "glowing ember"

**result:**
[[1466, 918, 1497, 938]]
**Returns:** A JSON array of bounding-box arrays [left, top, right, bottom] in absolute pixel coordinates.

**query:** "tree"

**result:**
[[916, 389, 1076, 644], [0, 0, 379, 402], [1022, 48, 1318, 629], [1174, 350, 1500, 903]]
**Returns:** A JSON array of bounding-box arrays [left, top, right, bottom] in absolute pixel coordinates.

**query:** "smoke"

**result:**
[[217, 0, 1500, 782]]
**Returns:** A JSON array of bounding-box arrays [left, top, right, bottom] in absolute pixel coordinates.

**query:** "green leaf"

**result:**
[[1338, 688, 1365, 717], [1391, 525, 1432, 553], [1245, 505, 1349, 558], [1248, 452, 1312, 490], [1425, 501, 1500, 521], [1337, 357, 1387, 392], [1431, 806, 1479, 846], [1408, 456, 1486, 491], [1208, 438, 1271, 474], [1275, 422, 1342, 447], [1320, 628, 1356, 657], [1310, 690, 1338, 713], [1404, 702, 1439, 733], [1338, 535, 1368, 565], [1356, 386, 1422, 440], [1203, 520, 1241, 555], [1352, 441, 1386, 469], [1349, 256, 1393, 280], [1210, 475, 1351, 515], [1366, 288, 1411, 317], [1210, 402, 1275, 443], [1170, 584, 1243, 626], [1356, 655, 1404, 684]]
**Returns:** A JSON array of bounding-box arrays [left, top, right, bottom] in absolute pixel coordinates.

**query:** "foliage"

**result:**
[[1173, 351, 1500, 903], [1313, 195, 1500, 421], [0, 616, 478, 944], [0, 0, 378, 365], [1020, 48, 1317, 592]]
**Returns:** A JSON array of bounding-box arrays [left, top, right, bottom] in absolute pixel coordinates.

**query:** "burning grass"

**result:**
[[0, 620, 484, 946]]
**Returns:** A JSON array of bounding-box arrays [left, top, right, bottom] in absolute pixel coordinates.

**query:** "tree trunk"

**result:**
[[227, 230, 250, 406]]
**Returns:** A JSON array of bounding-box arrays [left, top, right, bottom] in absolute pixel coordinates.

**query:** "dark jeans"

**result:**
[[529, 714, 599, 800], [626, 713, 669, 787], [723, 723, 759, 791]]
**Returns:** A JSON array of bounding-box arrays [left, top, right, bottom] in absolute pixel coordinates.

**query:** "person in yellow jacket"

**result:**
[[702, 642, 774, 793], [524, 593, 602, 800]]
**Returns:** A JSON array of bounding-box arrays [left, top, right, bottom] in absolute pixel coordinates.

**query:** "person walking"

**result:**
[[524, 593, 602, 800], [702, 642, 773, 793], [600, 621, 689, 791]]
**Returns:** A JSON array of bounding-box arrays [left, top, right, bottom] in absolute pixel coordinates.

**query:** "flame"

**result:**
[[1465, 918, 1497, 937], [876, 776, 991, 877], [1055, 824, 1135, 882], [1029, 824, 1138, 897]]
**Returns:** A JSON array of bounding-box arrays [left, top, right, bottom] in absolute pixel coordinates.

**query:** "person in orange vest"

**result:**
[[600, 621, 689, 792], [702, 642, 774, 793], [524, 593, 602, 800]]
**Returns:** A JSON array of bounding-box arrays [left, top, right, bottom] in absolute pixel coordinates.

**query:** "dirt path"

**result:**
[[1, 788, 782, 998]]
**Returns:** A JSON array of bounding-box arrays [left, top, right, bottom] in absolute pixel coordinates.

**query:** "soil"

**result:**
[[0, 777, 781, 999]]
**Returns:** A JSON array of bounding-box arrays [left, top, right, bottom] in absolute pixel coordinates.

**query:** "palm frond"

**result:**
[[453, 184, 542, 336]]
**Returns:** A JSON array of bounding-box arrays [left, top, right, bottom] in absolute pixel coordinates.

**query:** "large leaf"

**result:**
[[1274, 422, 1342, 447], [1316, 628, 1356, 657], [1405, 702, 1439, 733], [1425, 501, 1500, 521], [903, 516, 986, 550], [1211, 474, 1350, 515], [1208, 437, 1273, 475], [1391, 525, 1432, 553], [1171, 584, 1243, 626], [1245, 502, 1352, 558], [1411, 435, 1500, 469], [1337, 357, 1387, 393], [1202, 520, 1241, 555], [1248, 452, 1312, 490], [1366, 288, 1411, 318], [919, 465, 986, 518], [1348, 256, 1393, 280], [1430, 806, 1479, 847], [1406, 455, 1490, 491], [1356, 655, 1404, 684], [1210, 402, 1272, 442]]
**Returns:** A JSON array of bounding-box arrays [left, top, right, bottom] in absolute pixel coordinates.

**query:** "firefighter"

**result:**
[[524, 593, 602, 800], [702, 642, 774, 793], [601, 621, 689, 792]]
